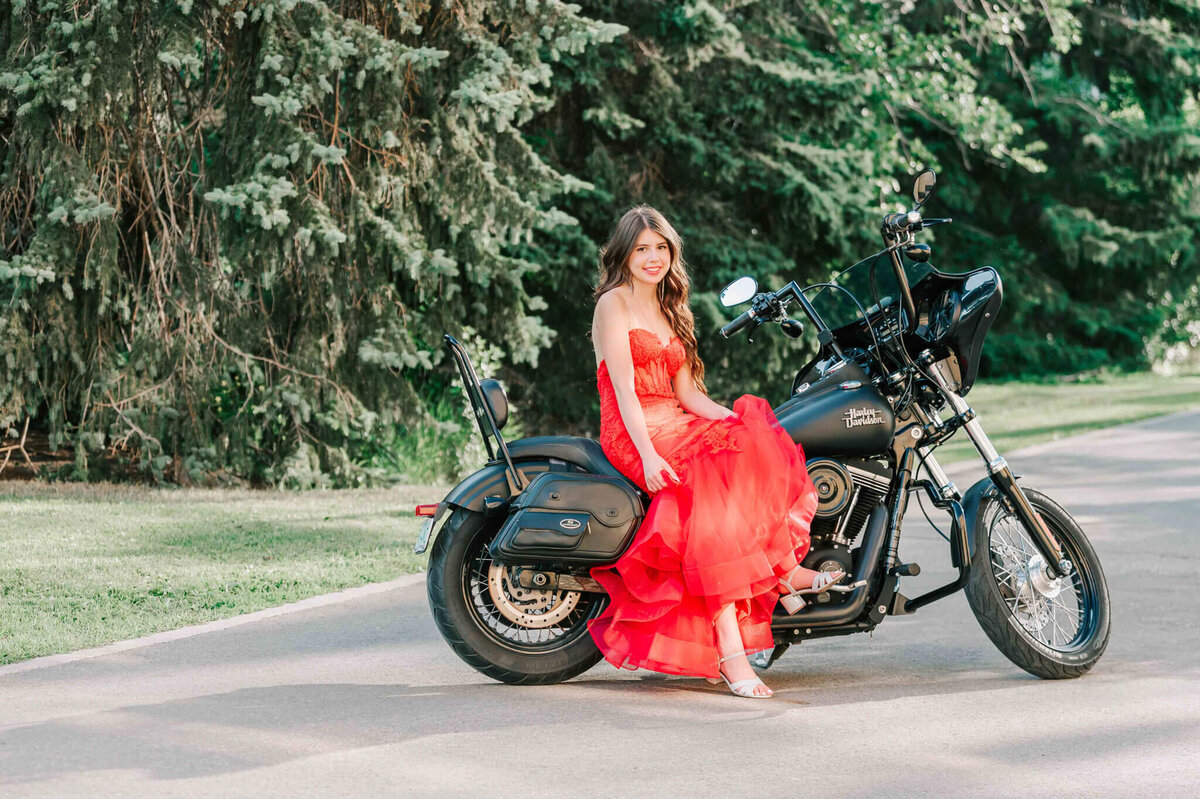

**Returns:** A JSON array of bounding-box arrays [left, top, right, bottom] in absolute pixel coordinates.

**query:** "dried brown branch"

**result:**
[[0, 418, 36, 476], [192, 305, 359, 413], [102, 390, 164, 452]]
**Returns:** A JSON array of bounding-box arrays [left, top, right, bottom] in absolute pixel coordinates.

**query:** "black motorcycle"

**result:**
[[413, 171, 1110, 684]]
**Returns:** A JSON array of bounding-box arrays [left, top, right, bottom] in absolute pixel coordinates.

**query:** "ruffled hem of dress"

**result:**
[[588, 394, 818, 678]]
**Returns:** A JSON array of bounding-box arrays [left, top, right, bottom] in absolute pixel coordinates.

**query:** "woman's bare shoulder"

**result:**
[[593, 289, 633, 368], [593, 288, 631, 327]]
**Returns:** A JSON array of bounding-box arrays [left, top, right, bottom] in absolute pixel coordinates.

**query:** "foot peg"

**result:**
[[890, 562, 921, 577], [779, 575, 866, 614], [779, 569, 848, 615]]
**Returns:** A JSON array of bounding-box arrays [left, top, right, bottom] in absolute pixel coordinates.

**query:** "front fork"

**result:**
[[925, 361, 1070, 580]]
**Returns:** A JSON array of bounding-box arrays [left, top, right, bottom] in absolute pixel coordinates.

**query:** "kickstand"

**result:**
[[751, 643, 791, 670]]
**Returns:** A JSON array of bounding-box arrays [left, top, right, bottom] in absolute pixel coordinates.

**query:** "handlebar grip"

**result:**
[[886, 211, 921, 231], [720, 308, 757, 338]]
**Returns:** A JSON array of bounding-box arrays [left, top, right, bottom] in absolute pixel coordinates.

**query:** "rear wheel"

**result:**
[[965, 488, 1110, 679], [426, 508, 607, 684]]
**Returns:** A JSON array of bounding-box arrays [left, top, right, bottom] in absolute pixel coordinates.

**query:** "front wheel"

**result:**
[[426, 508, 607, 684], [965, 487, 1110, 679]]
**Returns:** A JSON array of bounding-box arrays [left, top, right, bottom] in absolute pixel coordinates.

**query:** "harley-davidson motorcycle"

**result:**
[[413, 171, 1110, 685]]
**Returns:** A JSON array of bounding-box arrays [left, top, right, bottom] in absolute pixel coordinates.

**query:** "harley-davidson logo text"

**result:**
[[843, 407, 885, 429]]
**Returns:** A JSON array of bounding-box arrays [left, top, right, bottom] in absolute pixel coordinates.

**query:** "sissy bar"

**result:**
[[443, 334, 526, 493]]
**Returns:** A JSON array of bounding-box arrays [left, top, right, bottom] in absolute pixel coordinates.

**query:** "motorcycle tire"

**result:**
[[426, 507, 607, 684], [964, 487, 1110, 679]]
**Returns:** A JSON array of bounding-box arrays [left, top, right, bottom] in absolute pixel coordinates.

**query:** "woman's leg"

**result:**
[[714, 603, 772, 697]]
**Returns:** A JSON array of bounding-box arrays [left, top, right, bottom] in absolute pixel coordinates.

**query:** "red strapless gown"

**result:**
[[588, 328, 819, 679]]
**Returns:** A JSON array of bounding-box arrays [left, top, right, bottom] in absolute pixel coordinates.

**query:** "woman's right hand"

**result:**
[[641, 450, 680, 493]]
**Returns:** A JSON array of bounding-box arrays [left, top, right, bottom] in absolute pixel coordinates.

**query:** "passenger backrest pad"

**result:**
[[480, 378, 508, 430]]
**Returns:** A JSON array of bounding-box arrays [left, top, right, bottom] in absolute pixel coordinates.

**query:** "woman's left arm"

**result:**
[[673, 363, 736, 421]]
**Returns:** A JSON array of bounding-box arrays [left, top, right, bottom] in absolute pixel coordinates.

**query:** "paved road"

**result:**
[[3, 411, 1199, 797]]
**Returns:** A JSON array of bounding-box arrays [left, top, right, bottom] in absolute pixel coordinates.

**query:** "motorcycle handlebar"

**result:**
[[885, 210, 922, 232], [720, 307, 757, 338]]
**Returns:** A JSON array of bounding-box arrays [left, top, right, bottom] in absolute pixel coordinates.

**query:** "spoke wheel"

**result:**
[[461, 519, 603, 651], [427, 507, 607, 684], [965, 487, 1110, 679]]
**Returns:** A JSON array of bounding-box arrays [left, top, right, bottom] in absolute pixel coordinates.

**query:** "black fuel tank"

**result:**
[[773, 381, 895, 457]]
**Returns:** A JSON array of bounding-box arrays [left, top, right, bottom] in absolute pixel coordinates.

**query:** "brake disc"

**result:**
[[487, 563, 580, 629]]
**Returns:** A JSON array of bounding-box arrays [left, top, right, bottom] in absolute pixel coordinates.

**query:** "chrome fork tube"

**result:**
[[917, 447, 957, 500], [964, 417, 1005, 473], [927, 361, 1005, 472], [925, 360, 1066, 578]]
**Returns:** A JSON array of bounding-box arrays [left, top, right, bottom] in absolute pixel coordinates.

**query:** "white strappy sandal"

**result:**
[[778, 566, 847, 615], [706, 650, 773, 699]]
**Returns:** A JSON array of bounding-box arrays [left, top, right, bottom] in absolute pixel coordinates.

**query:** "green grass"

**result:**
[[2, 371, 1197, 665], [0, 482, 446, 665], [933, 371, 1200, 463]]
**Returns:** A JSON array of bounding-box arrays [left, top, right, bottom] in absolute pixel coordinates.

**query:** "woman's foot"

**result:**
[[707, 650, 773, 698], [709, 604, 772, 698], [778, 564, 847, 615]]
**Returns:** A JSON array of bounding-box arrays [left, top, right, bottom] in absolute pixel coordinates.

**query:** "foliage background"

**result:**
[[2, 0, 1198, 485]]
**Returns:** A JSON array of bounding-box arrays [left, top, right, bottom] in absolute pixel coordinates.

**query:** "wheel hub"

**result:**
[[1009, 554, 1067, 631], [1026, 554, 1066, 599], [487, 563, 580, 629], [1012, 574, 1052, 630]]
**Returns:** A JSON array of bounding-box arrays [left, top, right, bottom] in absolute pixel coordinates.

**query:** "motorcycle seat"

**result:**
[[508, 436, 631, 483]]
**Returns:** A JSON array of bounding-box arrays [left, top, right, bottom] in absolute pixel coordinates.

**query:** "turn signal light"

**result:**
[[415, 504, 438, 517]]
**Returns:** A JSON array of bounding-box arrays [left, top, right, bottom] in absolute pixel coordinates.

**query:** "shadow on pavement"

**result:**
[[0, 659, 1101, 785]]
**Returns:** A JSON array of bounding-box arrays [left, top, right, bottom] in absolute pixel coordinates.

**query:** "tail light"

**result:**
[[414, 503, 441, 554]]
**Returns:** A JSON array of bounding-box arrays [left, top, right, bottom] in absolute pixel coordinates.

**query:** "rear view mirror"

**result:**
[[913, 170, 936, 206], [719, 276, 757, 307]]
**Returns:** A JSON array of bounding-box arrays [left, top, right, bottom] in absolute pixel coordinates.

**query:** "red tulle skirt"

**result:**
[[587, 394, 818, 679]]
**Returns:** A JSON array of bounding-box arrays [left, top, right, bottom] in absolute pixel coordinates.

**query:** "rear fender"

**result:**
[[415, 458, 571, 555]]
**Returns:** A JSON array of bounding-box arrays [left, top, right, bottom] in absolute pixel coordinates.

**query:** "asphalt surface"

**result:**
[[2, 410, 1199, 797]]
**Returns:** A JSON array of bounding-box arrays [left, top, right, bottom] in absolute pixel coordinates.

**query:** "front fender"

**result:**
[[959, 475, 1001, 564]]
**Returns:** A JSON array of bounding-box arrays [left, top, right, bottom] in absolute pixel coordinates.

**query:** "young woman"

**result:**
[[587, 205, 844, 699]]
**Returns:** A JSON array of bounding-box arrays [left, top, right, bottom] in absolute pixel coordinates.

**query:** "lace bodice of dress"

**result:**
[[596, 329, 741, 492], [597, 327, 685, 417]]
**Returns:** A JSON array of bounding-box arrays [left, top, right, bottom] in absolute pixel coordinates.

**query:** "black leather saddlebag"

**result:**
[[489, 472, 644, 565]]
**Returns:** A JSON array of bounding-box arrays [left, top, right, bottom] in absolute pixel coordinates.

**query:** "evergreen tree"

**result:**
[[521, 0, 1067, 422], [929, 0, 1200, 374], [2, 0, 1197, 484], [1, 0, 621, 484]]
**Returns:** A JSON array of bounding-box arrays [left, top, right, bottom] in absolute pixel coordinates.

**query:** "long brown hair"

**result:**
[[593, 205, 706, 392]]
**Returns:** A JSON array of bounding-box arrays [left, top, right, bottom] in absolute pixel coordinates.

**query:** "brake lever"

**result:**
[[922, 217, 953, 227], [747, 318, 767, 344]]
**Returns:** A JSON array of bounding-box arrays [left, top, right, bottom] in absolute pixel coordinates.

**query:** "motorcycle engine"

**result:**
[[801, 457, 892, 577]]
